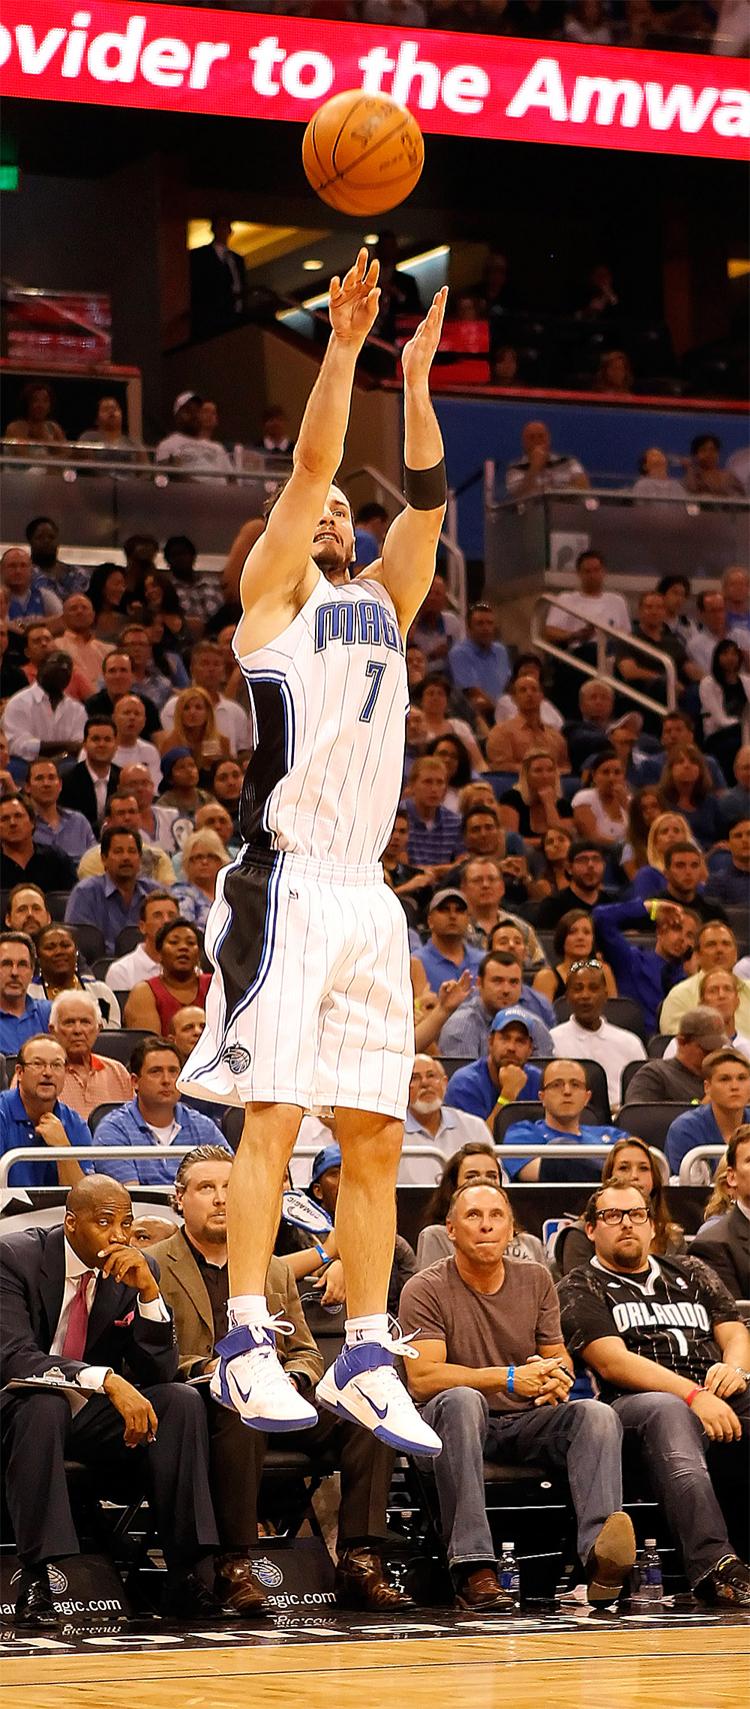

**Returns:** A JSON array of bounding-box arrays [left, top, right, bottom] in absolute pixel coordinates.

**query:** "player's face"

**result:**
[[313, 486, 355, 585]]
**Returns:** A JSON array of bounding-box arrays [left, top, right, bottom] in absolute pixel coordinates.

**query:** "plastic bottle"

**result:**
[[498, 1540, 520, 1607], [641, 1539, 664, 1603]]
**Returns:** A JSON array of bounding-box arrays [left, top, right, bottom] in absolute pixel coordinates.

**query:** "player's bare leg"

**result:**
[[316, 1109, 441, 1456], [211, 1103, 318, 1432]]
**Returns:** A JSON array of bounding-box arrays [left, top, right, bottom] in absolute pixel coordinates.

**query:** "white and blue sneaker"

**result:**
[[316, 1332, 442, 1457], [210, 1317, 317, 1433]]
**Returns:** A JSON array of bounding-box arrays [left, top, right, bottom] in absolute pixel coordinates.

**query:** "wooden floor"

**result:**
[[2, 1626, 748, 1709]]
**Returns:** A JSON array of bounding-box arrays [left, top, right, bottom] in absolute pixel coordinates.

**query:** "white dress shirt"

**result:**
[[113, 738, 162, 789], [550, 1016, 646, 1111], [4, 683, 87, 762], [105, 943, 161, 992], [50, 1236, 169, 1398]]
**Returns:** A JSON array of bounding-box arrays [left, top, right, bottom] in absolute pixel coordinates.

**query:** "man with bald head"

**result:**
[[60, 593, 112, 696], [118, 762, 182, 853], [0, 1173, 225, 1627], [506, 421, 589, 499], [1, 545, 62, 628]]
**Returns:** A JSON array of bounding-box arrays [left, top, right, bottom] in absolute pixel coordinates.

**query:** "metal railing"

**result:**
[[678, 1145, 725, 1185], [530, 591, 678, 718], [483, 482, 749, 585], [0, 1142, 448, 1194], [345, 462, 466, 625]]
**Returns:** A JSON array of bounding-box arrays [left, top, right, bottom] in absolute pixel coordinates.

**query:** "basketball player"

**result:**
[[179, 248, 447, 1456]]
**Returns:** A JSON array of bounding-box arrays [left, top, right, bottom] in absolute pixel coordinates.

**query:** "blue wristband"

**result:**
[[313, 1243, 329, 1264], [507, 1365, 515, 1395]]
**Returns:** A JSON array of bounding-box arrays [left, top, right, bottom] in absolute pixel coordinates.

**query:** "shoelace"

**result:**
[[228, 1310, 296, 1345], [385, 1316, 420, 1362]]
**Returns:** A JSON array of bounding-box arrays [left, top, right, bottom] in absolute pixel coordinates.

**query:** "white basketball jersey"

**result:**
[[234, 573, 408, 866]]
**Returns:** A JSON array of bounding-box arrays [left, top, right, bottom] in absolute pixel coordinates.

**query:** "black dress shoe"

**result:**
[[694, 1555, 750, 1608], [14, 1571, 59, 1629], [162, 1571, 234, 1621], [335, 1546, 414, 1611]]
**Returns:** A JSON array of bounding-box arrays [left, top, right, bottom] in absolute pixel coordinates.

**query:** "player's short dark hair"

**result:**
[[583, 1183, 650, 1228], [663, 840, 702, 866], [479, 949, 520, 977], [84, 716, 116, 737], [130, 1036, 181, 1077], [101, 824, 142, 858]]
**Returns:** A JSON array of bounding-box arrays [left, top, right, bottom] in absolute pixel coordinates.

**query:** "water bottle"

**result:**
[[498, 1540, 520, 1608], [641, 1539, 664, 1603]]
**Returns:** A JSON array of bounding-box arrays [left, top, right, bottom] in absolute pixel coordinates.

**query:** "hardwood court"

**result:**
[[1, 1625, 748, 1709]]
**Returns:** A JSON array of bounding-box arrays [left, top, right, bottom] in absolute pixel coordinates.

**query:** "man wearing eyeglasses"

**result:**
[[500, 1060, 628, 1183], [559, 1182, 750, 1608]]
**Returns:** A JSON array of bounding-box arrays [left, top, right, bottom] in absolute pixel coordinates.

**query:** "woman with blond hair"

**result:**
[[171, 827, 230, 928], [497, 748, 573, 845], [155, 685, 231, 773], [628, 808, 699, 900]]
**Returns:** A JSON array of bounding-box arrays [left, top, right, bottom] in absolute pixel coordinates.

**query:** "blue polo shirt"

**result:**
[[414, 939, 484, 991], [666, 1103, 750, 1177], [448, 637, 511, 702], [65, 875, 161, 956], [0, 999, 53, 1057], [500, 1117, 628, 1182], [445, 1057, 541, 1121], [93, 1098, 228, 1185], [0, 1088, 92, 1187]]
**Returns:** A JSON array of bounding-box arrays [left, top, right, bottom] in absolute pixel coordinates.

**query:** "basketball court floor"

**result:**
[[1, 1606, 748, 1708]]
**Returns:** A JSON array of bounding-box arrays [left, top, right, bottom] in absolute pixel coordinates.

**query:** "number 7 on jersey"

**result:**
[[360, 660, 386, 724]]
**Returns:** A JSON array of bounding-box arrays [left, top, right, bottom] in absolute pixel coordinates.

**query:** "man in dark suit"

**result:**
[[191, 216, 246, 338], [692, 1126, 750, 1300], [60, 717, 121, 831], [1, 1174, 227, 1627], [150, 1146, 411, 1614]]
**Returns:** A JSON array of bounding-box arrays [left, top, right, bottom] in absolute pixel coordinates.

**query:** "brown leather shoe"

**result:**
[[456, 1566, 515, 1611], [214, 1552, 268, 1615], [335, 1546, 414, 1610], [586, 1512, 636, 1605]]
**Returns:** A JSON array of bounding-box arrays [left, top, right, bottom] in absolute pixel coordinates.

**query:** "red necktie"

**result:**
[[62, 1271, 95, 1360]]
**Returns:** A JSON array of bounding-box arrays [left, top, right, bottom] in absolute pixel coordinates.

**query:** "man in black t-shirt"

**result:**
[[559, 1183, 750, 1607]]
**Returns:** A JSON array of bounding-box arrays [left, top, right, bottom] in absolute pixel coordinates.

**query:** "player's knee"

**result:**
[[339, 1117, 402, 1180]]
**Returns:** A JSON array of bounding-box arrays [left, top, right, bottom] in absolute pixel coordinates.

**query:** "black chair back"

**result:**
[[647, 1033, 672, 1058], [45, 891, 72, 922], [620, 1058, 647, 1101], [66, 923, 107, 965], [88, 1101, 121, 1134], [617, 1101, 691, 1152], [438, 1057, 473, 1081], [96, 1028, 152, 1067], [115, 925, 142, 956]]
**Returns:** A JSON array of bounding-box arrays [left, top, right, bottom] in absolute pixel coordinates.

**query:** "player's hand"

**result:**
[[690, 1390, 742, 1442], [498, 1064, 528, 1102], [704, 1362, 748, 1399], [329, 249, 380, 347], [97, 1242, 160, 1302], [437, 970, 473, 1015], [401, 287, 449, 390], [103, 1372, 158, 1448]]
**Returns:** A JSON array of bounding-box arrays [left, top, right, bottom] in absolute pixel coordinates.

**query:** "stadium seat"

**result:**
[[620, 1059, 648, 1102], [45, 891, 73, 922], [553, 995, 648, 1044], [438, 1057, 473, 1080], [91, 957, 114, 982], [96, 1028, 152, 1066], [88, 1101, 120, 1134], [617, 1102, 692, 1151], [65, 923, 107, 965], [114, 926, 143, 956], [647, 1034, 672, 1057]]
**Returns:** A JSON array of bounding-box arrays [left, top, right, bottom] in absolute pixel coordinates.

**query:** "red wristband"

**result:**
[[684, 1386, 704, 1407]]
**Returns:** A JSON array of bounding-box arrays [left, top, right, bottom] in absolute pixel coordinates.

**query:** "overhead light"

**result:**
[[364, 233, 379, 245], [397, 244, 449, 273], [302, 258, 325, 271]]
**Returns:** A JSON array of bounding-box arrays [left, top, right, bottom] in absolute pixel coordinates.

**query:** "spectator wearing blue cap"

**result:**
[[438, 950, 554, 1060], [444, 1008, 543, 1130], [413, 889, 484, 993], [303, 1143, 417, 1317], [501, 1059, 628, 1184]]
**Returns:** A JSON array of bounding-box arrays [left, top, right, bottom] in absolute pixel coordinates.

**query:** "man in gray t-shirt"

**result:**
[[399, 1183, 633, 1611]]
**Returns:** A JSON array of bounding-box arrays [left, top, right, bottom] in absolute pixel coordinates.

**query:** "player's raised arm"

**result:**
[[374, 287, 449, 637], [235, 250, 380, 624]]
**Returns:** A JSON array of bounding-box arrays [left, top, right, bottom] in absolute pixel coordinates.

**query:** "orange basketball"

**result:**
[[302, 90, 424, 216]]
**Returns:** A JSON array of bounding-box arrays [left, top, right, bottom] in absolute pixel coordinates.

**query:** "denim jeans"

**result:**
[[613, 1386, 750, 1586], [418, 1388, 623, 1571]]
